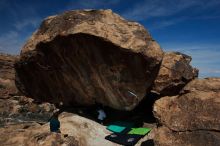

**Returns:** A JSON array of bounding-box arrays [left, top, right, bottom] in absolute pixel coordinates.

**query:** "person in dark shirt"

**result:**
[[49, 110, 61, 133]]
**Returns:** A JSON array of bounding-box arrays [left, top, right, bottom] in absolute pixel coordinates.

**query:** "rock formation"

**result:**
[[152, 52, 198, 96], [0, 112, 155, 146], [153, 78, 220, 145], [0, 122, 79, 146], [154, 126, 220, 146], [0, 53, 56, 126], [0, 53, 17, 80], [59, 112, 120, 146], [0, 53, 19, 98], [15, 9, 164, 110], [0, 95, 56, 126]]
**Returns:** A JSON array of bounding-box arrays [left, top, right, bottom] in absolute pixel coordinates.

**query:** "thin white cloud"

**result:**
[[198, 68, 220, 78], [0, 31, 23, 54], [148, 17, 187, 30], [9, 2, 42, 31], [0, 1, 42, 54], [200, 68, 220, 74], [66, 0, 121, 10], [122, 0, 198, 21], [14, 17, 41, 31], [162, 43, 220, 77], [122, 0, 220, 30]]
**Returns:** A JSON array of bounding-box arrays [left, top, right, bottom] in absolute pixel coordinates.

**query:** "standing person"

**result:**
[[49, 102, 63, 133], [49, 110, 61, 133]]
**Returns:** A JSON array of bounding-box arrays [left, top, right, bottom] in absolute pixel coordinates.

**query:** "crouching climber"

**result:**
[[97, 107, 106, 125]]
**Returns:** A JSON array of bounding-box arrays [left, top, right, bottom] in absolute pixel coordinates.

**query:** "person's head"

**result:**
[[53, 109, 60, 118]]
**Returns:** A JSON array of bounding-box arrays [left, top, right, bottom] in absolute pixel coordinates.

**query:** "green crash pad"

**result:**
[[107, 125, 126, 133], [107, 121, 134, 133], [128, 128, 151, 135]]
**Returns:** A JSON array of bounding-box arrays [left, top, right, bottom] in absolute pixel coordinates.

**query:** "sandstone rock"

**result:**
[[0, 122, 79, 146], [154, 126, 220, 146], [0, 96, 56, 126], [0, 111, 156, 146], [59, 112, 120, 146], [152, 52, 198, 96], [15, 9, 164, 110], [59, 112, 157, 146], [181, 77, 220, 93], [153, 78, 220, 131], [0, 53, 19, 98], [0, 54, 56, 126], [0, 53, 17, 80]]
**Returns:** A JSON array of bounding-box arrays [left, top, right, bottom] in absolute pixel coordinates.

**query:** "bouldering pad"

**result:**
[[128, 128, 151, 135], [107, 121, 134, 133], [105, 133, 142, 146]]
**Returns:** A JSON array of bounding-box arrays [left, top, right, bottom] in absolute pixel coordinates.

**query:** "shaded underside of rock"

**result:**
[[15, 9, 164, 110], [154, 126, 220, 146], [153, 78, 220, 131], [152, 52, 198, 96]]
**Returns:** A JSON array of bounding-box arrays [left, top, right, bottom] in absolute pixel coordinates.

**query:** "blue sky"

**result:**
[[0, 0, 220, 77]]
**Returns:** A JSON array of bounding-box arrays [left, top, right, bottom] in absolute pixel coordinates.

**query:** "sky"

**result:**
[[0, 0, 220, 78]]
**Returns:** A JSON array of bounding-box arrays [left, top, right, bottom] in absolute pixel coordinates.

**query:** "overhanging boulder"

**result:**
[[15, 9, 164, 110]]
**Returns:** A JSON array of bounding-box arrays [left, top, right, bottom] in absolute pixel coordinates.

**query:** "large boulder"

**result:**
[[154, 126, 220, 146], [15, 9, 164, 110], [153, 78, 220, 146], [153, 78, 220, 131], [152, 52, 198, 96]]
